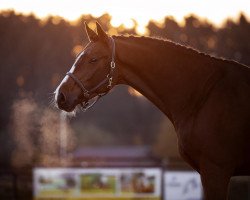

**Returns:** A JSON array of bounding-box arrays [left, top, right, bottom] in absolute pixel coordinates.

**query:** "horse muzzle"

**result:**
[[55, 89, 80, 112]]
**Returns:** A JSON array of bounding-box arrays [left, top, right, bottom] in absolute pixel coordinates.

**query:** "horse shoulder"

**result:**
[[176, 61, 250, 172]]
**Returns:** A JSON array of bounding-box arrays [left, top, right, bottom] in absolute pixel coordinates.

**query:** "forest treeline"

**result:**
[[0, 11, 250, 168]]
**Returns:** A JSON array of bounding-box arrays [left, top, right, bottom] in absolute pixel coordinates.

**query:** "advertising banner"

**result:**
[[33, 168, 161, 200]]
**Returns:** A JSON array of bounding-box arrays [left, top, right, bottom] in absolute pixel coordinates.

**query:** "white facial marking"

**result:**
[[69, 51, 85, 73], [55, 51, 85, 94]]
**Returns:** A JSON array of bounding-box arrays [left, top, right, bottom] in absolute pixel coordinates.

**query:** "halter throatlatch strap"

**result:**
[[66, 36, 116, 112]]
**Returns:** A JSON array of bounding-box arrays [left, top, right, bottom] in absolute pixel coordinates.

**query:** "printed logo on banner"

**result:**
[[164, 171, 203, 200]]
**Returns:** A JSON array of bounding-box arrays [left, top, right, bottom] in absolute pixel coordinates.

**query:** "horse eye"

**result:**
[[89, 58, 98, 63]]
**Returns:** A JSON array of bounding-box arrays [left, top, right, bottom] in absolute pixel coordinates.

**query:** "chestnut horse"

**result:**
[[55, 22, 250, 199]]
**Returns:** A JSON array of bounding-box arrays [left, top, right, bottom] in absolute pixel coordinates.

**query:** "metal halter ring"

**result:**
[[111, 61, 115, 69]]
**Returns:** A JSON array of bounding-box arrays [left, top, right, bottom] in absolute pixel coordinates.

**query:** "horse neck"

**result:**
[[114, 36, 223, 126]]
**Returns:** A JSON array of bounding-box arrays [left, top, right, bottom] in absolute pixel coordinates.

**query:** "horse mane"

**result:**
[[113, 35, 244, 67]]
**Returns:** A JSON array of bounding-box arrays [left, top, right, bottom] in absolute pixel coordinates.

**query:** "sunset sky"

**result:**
[[0, 0, 249, 33]]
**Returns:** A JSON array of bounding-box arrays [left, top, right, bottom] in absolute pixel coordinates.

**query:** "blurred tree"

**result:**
[[147, 16, 182, 41], [216, 13, 250, 65]]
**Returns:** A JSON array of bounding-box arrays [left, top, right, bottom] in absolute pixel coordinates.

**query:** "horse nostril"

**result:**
[[58, 92, 66, 104]]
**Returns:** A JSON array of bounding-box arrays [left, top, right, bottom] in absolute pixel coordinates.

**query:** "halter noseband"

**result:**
[[66, 36, 116, 111]]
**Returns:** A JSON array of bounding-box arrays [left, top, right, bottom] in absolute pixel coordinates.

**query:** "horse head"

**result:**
[[55, 22, 117, 112]]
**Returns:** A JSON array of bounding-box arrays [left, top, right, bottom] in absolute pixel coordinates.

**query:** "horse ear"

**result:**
[[84, 22, 98, 42], [96, 22, 109, 43]]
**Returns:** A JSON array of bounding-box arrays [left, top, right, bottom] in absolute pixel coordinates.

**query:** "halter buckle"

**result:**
[[108, 77, 113, 88], [111, 61, 115, 69]]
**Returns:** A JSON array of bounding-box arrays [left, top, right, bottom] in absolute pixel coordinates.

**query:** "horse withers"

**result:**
[[55, 22, 250, 200]]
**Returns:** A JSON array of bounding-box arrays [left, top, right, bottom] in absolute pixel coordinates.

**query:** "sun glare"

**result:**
[[0, 0, 249, 34], [111, 17, 134, 29], [128, 87, 143, 98]]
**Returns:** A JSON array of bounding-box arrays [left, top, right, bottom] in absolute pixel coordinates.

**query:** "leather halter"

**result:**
[[66, 36, 116, 111]]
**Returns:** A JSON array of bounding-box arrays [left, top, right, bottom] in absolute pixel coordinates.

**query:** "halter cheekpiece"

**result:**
[[66, 36, 116, 111]]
